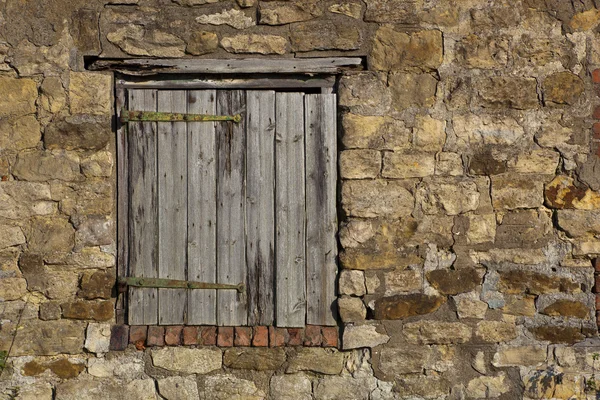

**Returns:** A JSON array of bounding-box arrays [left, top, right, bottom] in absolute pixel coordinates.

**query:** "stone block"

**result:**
[[158, 376, 199, 400], [340, 149, 381, 179], [81, 151, 113, 178], [0, 277, 27, 301], [342, 323, 389, 349], [509, 149, 560, 174], [314, 375, 375, 400], [498, 270, 579, 295], [202, 374, 266, 400], [341, 114, 410, 150], [338, 296, 366, 322], [371, 27, 443, 71], [84, 323, 111, 354], [186, 31, 218, 55], [129, 325, 148, 345], [453, 114, 525, 149], [541, 300, 590, 319], [413, 115, 446, 152], [45, 114, 111, 151], [329, 2, 362, 19], [435, 152, 463, 176], [454, 213, 496, 244], [11, 319, 86, 356], [61, 300, 114, 321], [78, 270, 114, 300], [196, 8, 255, 29], [426, 267, 482, 295], [529, 326, 585, 344], [557, 210, 600, 238], [455, 34, 509, 69], [545, 175, 600, 210], [338, 269, 366, 296], [475, 321, 517, 343], [338, 73, 391, 116], [39, 301, 61, 320], [14, 150, 81, 182], [465, 374, 511, 398], [491, 173, 545, 210], [454, 292, 488, 319], [152, 347, 222, 374], [475, 76, 539, 109], [416, 177, 480, 215], [0, 76, 37, 118], [403, 321, 472, 344], [388, 73, 438, 110], [384, 268, 422, 294], [501, 295, 536, 316], [342, 180, 414, 218], [382, 152, 435, 178], [270, 374, 312, 400], [224, 347, 286, 370], [221, 34, 288, 55], [373, 293, 446, 319], [259, 0, 323, 25], [377, 345, 431, 375], [492, 346, 547, 367], [69, 72, 112, 115], [495, 209, 552, 248], [107, 25, 186, 57], [290, 21, 361, 51], [287, 347, 344, 374], [543, 71, 585, 105], [0, 116, 40, 151]]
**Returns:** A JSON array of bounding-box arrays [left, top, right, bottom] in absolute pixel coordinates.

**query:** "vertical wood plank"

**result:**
[[157, 90, 188, 325], [187, 90, 218, 325], [275, 92, 306, 328], [216, 90, 247, 326], [128, 89, 158, 325], [116, 87, 127, 325], [246, 91, 276, 326], [305, 94, 337, 326]]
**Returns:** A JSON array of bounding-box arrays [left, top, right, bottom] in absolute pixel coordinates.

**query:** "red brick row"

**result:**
[[121, 325, 338, 350]]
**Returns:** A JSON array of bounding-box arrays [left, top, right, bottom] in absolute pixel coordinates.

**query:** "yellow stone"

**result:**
[[569, 8, 600, 31]]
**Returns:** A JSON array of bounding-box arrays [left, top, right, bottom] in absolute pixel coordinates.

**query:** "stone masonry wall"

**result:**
[[2, 0, 600, 399]]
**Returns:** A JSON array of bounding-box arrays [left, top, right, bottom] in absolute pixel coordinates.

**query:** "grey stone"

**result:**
[[338, 296, 367, 322], [84, 323, 111, 354], [158, 376, 199, 400], [338, 269, 366, 295], [152, 347, 222, 374], [378, 345, 431, 375], [287, 348, 345, 375], [342, 323, 390, 349], [223, 348, 286, 370], [0, 225, 25, 250], [270, 374, 312, 400], [45, 114, 111, 151], [201, 374, 266, 400]]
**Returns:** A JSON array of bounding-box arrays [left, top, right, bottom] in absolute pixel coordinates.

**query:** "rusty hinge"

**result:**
[[118, 277, 245, 293], [120, 108, 242, 123]]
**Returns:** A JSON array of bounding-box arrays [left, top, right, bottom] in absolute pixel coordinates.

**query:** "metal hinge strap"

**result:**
[[120, 108, 242, 123], [118, 277, 245, 293]]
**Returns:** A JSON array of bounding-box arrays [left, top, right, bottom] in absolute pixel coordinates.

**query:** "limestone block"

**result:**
[[388, 73, 438, 110], [78, 270, 114, 300], [557, 210, 600, 238], [377, 345, 431, 375], [12, 383, 53, 400], [11, 319, 86, 356], [455, 34, 509, 69], [338, 296, 366, 322], [0, 116, 40, 151], [341, 114, 410, 150], [371, 27, 443, 71], [384, 268, 421, 294], [340, 150, 381, 179], [453, 114, 525, 148], [202, 374, 266, 400], [69, 72, 112, 116], [221, 34, 288, 55], [196, 9, 255, 29], [62, 300, 114, 321], [74, 215, 114, 250], [186, 31, 219, 55], [465, 374, 510, 398], [541, 300, 590, 319], [498, 270, 579, 295], [45, 114, 111, 151], [329, 2, 362, 19], [545, 175, 600, 210], [435, 152, 463, 176], [342, 323, 389, 349], [0, 225, 26, 249], [26, 216, 75, 254], [0, 277, 27, 301], [107, 25, 186, 57], [342, 180, 414, 218], [454, 292, 488, 319], [373, 293, 446, 319], [290, 21, 361, 51], [81, 151, 114, 178], [314, 375, 375, 400], [394, 375, 449, 398], [501, 295, 536, 316], [462, 213, 496, 244], [40, 77, 66, 114], [509, 149, 560, 174], [403, 321, 472, 344], [223, 348, 286, 370], [13, 150, 81, 182], [259, 0, 323, 25], [543, 71, 584, 105], [338, 269, 366, 295], [84, 323, 111, 354], [416, 177, 480, 215], [287, 348, 344, 375], [158, 376, 199, 400], [382, 152, 435, 178], [475, 321, 517, 343], [338, 73, 391, 116], [495, 209, 552, 248], [492, 346, 547, 367], [413, 115, 446, 152], [270, 374, 312, 400], [475, 76, 539, 109], [426, 267, 482, 295], [491, 173, 545, 210], [152, 347, 222, 374], [0, 76, 37, 118]]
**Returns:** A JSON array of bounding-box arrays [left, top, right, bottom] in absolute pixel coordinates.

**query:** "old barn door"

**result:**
[[123, 88, 337, 327]]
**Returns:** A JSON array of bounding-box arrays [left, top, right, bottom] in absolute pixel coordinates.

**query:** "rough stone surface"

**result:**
[[0, 116, 41, 151], [374, 293, 446, 319], [186, 31, 219, 55], [389, 73, 438, 110], [498, 270, 579, 295], [69, 72, 112, 115], [223, 348, 286, 370], [270, 374, 312, 400], [84, 323, 111, 354], [338, 296, 367, 322], [14, 151, 81, 183], [476, 321, 518, 343], [382, 152, 435, 178], [152, 347, 222, 374], [196, 9, 255, 29], [371, 27, 443, 71], [426, 267, 481, 295], [45, 115, 111, 151], [342, 323, 390, 349], [287, 348, 344, 375], [290, 21, 360, 51], [0, 77, 37, 117], [543, 72, 585, 105], [541, 300, 589, 319], [338, 269, 366, 296], [202, 374, 266, 400], [403, 321, 472, 344], [340, 150, 381, 179], [11, 320, 86, 356], [158, 376, 200, 400], [342, 180, 414, 218], [221, 34, 288, 54]]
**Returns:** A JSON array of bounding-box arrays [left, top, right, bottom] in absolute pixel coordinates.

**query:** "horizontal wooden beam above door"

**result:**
[[88, 57, 363, 75]]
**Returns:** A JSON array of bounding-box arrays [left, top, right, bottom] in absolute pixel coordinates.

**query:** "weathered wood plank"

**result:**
[[157, 90, 188, 325], [216, 90, 247, 326], [116, 87, 127, 325], [116, 77, 335, 90], [91, 57, 363, 74], [128, 89, 158, 325], [305, 94, 338, 326], [275, 92, 306, 328], [246, 90, 276, 326], [187, 90, 218, 325]]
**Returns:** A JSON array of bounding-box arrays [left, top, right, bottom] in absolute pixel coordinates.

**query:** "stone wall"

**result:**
[[2, 0, 600, 398]]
